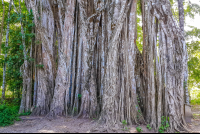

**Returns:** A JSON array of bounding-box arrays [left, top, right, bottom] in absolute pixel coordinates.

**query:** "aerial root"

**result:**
[[180, 122, 199, 133], [172, 118, 198, 133]]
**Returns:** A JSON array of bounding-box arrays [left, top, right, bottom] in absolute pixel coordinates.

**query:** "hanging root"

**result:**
[[46, 106, 66, 119], [77, 90, 90, 118], [31, 106, 49, 116]]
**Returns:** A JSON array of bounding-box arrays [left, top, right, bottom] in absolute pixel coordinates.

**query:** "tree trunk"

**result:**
[[0, 0, 5, 55], [178, 0, 189, 105], [48, 0, 76, 117], [2, 0, 12, 100], [178, 0, 184, 32], [102, 0, 144, 126], [19, 0, 32, 114], [23, 0, 189, 132], [141, 0, 187, 131], [29, 0, 56, 116]]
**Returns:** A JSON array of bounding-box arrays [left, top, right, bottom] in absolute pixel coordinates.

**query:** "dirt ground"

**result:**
[[0, 105, 199, 133], [188, 105, 200, 133], [0, 116, 155, 133]]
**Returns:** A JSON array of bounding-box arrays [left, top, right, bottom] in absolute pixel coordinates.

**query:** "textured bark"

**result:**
[[19, 0, 32, 114], [2, 0, 12, 100], [141, 0, 187, 131], [102, 0, 144, 126], [23, 0, 189, 132], [29, 0, 56, 116], [48, 0, 75, 117], [77, 0, 98, 118], [178, 0, 184, 32], [178, 0, 189, 105]]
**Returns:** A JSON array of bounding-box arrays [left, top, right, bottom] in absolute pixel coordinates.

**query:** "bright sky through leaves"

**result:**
[[185, 0, 200, 31]]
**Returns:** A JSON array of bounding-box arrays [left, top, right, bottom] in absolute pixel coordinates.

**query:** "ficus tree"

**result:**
[[1, 0, 200, 133]]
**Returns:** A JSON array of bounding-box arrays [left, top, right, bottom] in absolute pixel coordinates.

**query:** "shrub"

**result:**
[[0, 105, 20, 127]]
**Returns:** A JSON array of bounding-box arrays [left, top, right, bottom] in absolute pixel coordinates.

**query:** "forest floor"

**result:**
[[188, 105, 200, 133], [0, 105, 200, 133]]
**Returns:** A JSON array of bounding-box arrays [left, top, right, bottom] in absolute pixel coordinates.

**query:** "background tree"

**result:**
[[0, 0, 5, 55], [2, 0, 12, 100]]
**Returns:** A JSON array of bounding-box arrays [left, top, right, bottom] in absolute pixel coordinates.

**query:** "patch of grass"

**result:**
[[193, 114, 200, 119], [191, 99, 200, 105]]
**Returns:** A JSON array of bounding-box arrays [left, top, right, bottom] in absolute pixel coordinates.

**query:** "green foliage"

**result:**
[[19, 111, 31, 116], [193, 113, 200, 119], [191, 99, 200, 105], [136, 1, 143, 53], [0, 3, 35, 99], [146, 124, 152, 130], [183, 1, 200, 100], [136, 126, 142, 133], [190, 89, 200, 105], [185, 2, 200, 19], [0, 97, 30, 127], [74, 107, 77, 112], [122, 120, 127, 126], [158, 116, 170, 133], [78, 94, 82, 100], [122, 120, 129, 131], [0, 105, 20, 127], [36, 64, 44, 69], [187, 37, 200, 90]]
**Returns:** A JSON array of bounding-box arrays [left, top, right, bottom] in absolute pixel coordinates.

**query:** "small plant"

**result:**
[[146, 124, 152, 130], [122, 120, 127, 126], [74, 107, 77, 113], [158, 116, 170, 133], [78, 94, 82, 100], [136, 126, 142, 133], [36, 64, 44, 69], [122, 120, 128, 131], [35, 40, 42, 45], [19, 111, 31, 116]]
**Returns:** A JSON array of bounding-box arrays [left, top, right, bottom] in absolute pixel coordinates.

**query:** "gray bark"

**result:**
[[19, 0, 32, 114], [23, 0, 189, 132], [0, 0, 5, 55], [29, 0, 56, 116], [48, 0, 75, 117], [178, 0, 189, 105]]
